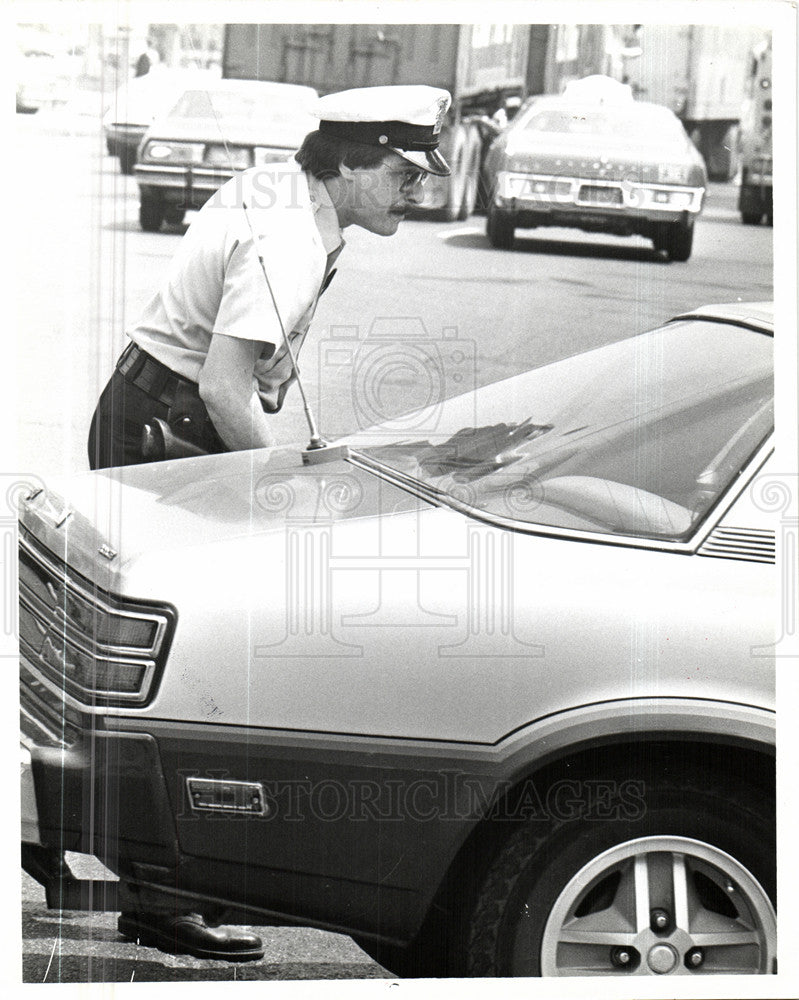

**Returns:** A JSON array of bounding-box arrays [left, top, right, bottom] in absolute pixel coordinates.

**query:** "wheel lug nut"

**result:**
[[610, 946, 633, 968], [650, 907, 670, 931], [685, 947, 704, 968]]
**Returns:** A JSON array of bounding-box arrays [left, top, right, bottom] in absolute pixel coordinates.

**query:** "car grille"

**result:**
[[698, 526, 776, 564], [19, 532, 174, 706]]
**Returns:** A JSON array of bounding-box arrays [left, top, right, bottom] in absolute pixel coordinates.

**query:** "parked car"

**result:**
[[20, 303, 775, 977], [133, 78, 318, 232], [102, 69, 220, 175], [15, 40, 81, 114], [482, 76, 708, 260]]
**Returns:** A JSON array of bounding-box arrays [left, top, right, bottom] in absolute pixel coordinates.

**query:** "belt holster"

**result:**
[[142, 383, 213, 461]]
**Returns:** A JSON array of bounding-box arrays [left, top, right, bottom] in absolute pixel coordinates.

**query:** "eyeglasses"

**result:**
[[388, 168, 428, 191]]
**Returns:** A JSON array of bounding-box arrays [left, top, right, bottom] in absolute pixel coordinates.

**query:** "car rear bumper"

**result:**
[[21, 742, 41, 845], [19, 714, 446, 940]]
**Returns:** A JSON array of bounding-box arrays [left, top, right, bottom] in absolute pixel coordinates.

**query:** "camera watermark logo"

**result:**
[[750, 473, 798, 658], [251, 466, 542, 661], [317, 317, 477, 438]]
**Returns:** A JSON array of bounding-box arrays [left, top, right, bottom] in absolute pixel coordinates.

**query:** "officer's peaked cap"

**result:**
[[312, 85, 452, 177]]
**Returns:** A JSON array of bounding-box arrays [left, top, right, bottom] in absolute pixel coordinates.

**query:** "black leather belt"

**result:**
[[116, 343, 193, 407]]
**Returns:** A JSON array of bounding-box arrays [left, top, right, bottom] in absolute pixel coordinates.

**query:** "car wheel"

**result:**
[[139, 196, 165, 233], [466, 777, 775, 977], [654, 221, 694, 262], [164, 206, 186, 226], [456, 125, 482, 221], [119, 149, 136, 175], [442, 125, 468, 222], [486, 204, 515, 249]]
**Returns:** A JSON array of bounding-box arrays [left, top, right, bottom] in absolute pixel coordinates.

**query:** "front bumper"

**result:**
[[134, 163, 234, 207], [494, 172, 704, 230]]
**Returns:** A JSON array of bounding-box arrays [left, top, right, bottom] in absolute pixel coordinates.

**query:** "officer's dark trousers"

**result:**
[[87, 365, 227, 471]]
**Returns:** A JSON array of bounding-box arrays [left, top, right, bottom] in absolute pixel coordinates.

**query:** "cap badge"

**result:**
[[433, 96, 448, 134], [378, 134, 388, 144]]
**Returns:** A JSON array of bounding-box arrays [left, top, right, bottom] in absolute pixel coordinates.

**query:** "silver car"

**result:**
[[133, 78, 317, 232], [20, 302, 775, 977]]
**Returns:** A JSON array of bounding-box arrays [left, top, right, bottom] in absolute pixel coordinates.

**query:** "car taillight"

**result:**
[[19, 534, 174, 705], [39, 632, 151, 696]]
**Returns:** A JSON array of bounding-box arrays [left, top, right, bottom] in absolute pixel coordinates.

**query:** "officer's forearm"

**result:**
[[201, 387, 275, 452]]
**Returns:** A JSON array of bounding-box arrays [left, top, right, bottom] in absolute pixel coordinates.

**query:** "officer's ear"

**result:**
[[338, 163, 356, 183]]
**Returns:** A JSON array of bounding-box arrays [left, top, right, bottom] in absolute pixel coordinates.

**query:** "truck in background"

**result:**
[[738, 37, 773, 225], [623, 24, 769, 181], [222, 23, 530, 220]]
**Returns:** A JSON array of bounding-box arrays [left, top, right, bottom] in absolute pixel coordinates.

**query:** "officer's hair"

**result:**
[[294, 130, 390, 178]]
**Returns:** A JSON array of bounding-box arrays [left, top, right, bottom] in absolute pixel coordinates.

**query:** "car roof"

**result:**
[[672, 302, 774, 332], [527, 94, 679, 116]]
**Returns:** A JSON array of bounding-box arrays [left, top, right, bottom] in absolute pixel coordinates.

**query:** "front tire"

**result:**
[[466, 776, 775, 977], [119, 149, 136, 175], [486, 204, 515, 249], [139, 195, 165, 233], [164, 206, 186, 226], [653, 220, 694, 261]]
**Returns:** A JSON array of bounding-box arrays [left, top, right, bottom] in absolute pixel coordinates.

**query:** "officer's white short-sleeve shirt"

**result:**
[[130, 160, 342, 412]]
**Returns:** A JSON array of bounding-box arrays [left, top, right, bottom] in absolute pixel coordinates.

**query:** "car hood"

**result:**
[[19, 445, 429, 597], [145, 116, 315, 148]]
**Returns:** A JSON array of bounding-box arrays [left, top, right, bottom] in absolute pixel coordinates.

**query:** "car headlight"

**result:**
[[658, 164, 690, 184], [142, 141, 204, 165]]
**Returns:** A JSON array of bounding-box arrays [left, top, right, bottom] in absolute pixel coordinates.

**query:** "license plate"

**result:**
[[578, 185, 623, 205]]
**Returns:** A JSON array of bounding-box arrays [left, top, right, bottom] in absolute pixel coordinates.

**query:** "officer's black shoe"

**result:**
[[118, 911, 265, 962]]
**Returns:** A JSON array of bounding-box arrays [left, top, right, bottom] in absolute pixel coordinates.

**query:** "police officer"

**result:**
[[86, 85, 451, 961], [88, 84, 451, 473]]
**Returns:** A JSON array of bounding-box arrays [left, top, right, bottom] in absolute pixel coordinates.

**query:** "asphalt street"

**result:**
[[14, 101, 775, 984], [21, 859, 390, 983]]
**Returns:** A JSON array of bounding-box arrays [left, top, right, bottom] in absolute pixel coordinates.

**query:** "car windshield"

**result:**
[[167, 88, 314, 124], [349, 321, 773, 541], [519, 102, 686, 141]]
